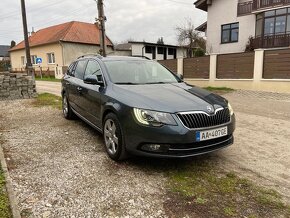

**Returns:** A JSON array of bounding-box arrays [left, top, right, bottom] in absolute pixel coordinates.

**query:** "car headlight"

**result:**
[[133, 108, 177, 127], [228, 103, 234, 115]]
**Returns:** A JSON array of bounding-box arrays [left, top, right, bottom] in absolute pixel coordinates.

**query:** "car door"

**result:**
[[80, 59, 104, 127], [64, 62, 77, 108], [68, 59, 88, 116]]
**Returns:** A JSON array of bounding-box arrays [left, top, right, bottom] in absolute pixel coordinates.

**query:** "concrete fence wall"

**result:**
[[0, 72, 37, 100], [160, 48, 290, 93]]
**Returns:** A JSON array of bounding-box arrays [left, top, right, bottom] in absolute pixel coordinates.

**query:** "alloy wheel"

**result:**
[[104, 119, 119, 155], [63, 96, 68, 117]]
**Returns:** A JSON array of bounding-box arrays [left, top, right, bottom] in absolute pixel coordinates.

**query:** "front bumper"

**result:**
[[121, 113, 236, 158]]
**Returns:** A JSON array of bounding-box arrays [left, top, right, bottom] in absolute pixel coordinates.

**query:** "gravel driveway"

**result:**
[[0, 89, 289, 217]]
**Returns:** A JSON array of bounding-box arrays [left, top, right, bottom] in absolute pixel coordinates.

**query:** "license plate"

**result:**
[[196, 126, 228, 142]]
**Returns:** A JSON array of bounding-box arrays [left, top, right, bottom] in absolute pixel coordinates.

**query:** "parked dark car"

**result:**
[[61, 55, 235, 161]]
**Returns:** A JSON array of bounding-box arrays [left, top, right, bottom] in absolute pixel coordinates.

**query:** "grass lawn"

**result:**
[[165, 159, 290, 217], [34, 76, 61, 82], [204, 86, 235, 95], [32, 93, 62, 110], [0, 167, 12, 218]]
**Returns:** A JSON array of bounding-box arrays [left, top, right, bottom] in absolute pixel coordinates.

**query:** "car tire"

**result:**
[[62, 93, 75, 120], [103, 113, 128, 161]]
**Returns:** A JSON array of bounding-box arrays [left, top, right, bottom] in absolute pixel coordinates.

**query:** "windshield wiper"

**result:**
[[145, 82, 168, 84], [114, 82, 139, 85]]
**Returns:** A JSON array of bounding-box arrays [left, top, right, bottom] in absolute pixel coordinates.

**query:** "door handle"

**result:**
[[77, 87, 83, 92]]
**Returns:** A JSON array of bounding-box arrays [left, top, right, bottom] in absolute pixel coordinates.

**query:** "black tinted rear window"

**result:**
[[74, 60, 87, 80]]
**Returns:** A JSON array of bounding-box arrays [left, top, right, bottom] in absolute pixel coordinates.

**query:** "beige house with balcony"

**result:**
[[195, 0, 290, 54], [10, 21, 113, 78]]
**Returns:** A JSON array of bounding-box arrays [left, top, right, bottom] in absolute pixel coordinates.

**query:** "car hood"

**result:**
[[111, 83, 228, 113]]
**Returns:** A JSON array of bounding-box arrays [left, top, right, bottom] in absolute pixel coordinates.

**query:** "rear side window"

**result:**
[[67, 62, 76, 76], [74, 60, 87, 80]]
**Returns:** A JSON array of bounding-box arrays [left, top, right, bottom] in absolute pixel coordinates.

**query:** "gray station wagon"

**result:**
[[61, 55, 235, 161]]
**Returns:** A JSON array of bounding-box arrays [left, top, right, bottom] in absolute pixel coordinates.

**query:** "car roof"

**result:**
[[77, 55, 151, 62], [102, 56, 150, 62]]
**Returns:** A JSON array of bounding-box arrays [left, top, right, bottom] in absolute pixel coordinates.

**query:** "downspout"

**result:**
[[60, 40, 65, 67], [59, 41, 65, 77]]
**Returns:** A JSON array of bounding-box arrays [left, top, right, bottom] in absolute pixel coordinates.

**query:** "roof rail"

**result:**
[[131, 55, 151, 60], [77, 54, 103, 59]]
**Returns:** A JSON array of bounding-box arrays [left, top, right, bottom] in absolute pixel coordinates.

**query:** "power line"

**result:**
[[0, 0, 70, 19], [33, 5, 93, 29], [162, 0, 193, 5]]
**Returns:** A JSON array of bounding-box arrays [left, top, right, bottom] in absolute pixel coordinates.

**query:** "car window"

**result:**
[[84, 60, 103, 81], [67, 62, 76, 76], [104, 60, 180, 84], [74, 60, 87, 80]]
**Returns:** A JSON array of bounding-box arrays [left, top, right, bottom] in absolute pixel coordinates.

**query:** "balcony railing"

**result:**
[[238, 1, 253, 16], [253, 34, 290, 48], [238, 0, 290, 15], [253, 0, 290, 10]]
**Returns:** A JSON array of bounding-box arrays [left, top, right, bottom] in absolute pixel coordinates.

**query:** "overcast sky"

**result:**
[[0, 0, 206, 46]]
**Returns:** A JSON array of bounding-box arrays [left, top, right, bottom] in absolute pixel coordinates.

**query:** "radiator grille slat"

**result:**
[[177, 108, 231, 129]]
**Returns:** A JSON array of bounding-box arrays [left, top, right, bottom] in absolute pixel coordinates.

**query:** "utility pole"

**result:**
[[96, 0, 107, 57], [20, 0, 33, 76]]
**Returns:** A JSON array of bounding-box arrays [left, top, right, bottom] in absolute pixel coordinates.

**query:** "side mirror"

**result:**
[[84, 75, 104, 86], [177, 73, 184, 80]]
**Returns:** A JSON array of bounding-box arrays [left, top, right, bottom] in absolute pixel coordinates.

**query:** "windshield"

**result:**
[[104, 60, 180, 84]]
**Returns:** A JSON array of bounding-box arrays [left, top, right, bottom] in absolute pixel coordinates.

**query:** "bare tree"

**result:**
[[176, 20, 206, 57], [157, 37, 164, 45]]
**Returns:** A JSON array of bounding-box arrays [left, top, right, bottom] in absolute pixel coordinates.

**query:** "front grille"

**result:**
[[177, 108, 230, 129]]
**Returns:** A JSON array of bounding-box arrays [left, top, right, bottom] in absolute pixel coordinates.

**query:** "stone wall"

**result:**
[[0, 72, 37, 100]]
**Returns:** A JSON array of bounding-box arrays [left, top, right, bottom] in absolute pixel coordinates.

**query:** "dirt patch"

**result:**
[[164, 158, 290, 218]]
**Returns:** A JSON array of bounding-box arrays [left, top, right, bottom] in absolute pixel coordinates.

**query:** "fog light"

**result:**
[[141, 144, 169, 153]]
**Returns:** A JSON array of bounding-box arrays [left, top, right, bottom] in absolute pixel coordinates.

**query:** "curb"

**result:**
[[0, 145, 21, 218]]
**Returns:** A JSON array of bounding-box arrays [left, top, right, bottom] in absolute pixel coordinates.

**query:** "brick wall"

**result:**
[[0, 72, 37, 100]]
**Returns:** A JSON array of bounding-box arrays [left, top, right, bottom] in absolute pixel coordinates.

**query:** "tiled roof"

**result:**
[[10, 21, 113, 51], [115, 43, 132, 51], [0, 45, 10, 57]]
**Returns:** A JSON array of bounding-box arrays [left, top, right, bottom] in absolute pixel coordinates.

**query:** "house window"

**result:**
[[221, 23, 239, 43], [31, 55, 37, 65], [256, 7, 290, 37], [157, 47, 164, 54], [47, 53, 55, 64], [168, 48, 176, 55], [145, 46, 153, 53]]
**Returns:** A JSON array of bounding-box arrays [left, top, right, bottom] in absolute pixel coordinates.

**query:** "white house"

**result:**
[[113, 41, 186, 60], [195, 0, 290, 54]]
